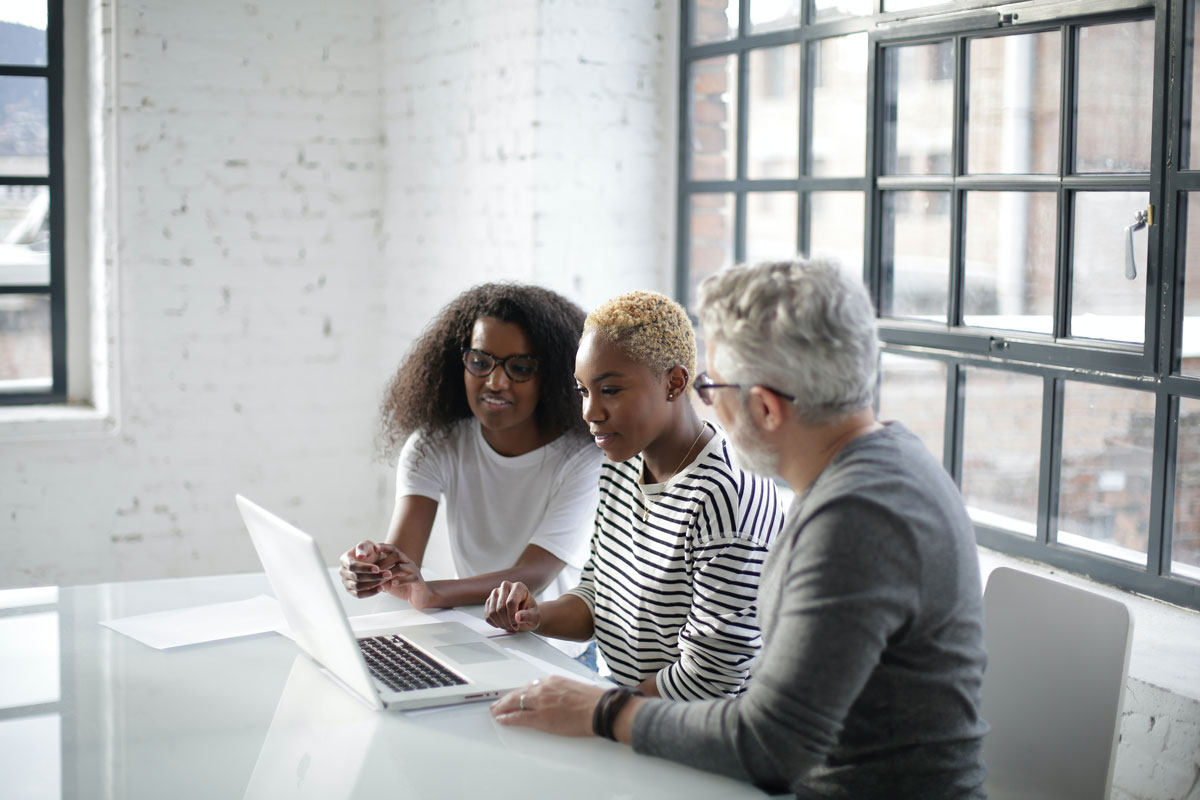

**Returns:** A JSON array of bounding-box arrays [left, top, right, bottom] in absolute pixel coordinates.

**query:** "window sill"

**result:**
[[977, 546, 1200, 704], [773, 484, 1199, 700], [0, 403, 118, 441]]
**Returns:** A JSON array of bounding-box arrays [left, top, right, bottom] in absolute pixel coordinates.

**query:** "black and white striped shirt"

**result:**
[[565, 423, 784, 700]]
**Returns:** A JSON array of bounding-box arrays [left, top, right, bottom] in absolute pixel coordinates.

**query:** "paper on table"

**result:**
[[100, 594, 285, 649]]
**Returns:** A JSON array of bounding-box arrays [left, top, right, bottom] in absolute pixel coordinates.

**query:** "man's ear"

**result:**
[[746, 385, 789, 433], [665, 365, 690, 400]]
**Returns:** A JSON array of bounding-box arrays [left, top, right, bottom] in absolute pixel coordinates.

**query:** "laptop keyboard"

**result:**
[[358, 634, 468, 692]]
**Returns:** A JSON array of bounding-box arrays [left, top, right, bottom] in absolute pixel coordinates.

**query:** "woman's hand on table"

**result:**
[[340, 540, 441, 608], [338, 540, 404, 598], [484, 580, 541, 632], [383, 554, 441, 609]]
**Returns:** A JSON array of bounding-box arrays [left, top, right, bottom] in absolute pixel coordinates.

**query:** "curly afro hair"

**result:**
[[379, 282, 589, 459]]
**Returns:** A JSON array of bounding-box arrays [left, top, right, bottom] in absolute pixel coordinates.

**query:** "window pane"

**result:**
[[0, 185, 49, 285], [812, 34, 867, 178], [751, 0, 799, 33], [1075, 20, 1154, 174], [881, 190, 950, 321], [0, 76, 49, 177], [1172, 398, 1200, 581], [1070, 191, 1148, 345], [1059, 382, 1154, 565], [966, 32, 1061, 175], [1181, 195, 1200, 376], [878, 353, 946, 461], [748, 46, 800, 179], [0, 4, 47, 67], [962, 191, 1056, 334], [746, 192, 797, 266], [0, 293, 50, 386], [690, 55, 738, 181], [688, 194, 735, 308], [883, 42, 954, 175], [809, 191, 864, 279], [1186, 1, 1200, 168], [810, 0, 871, 22], [692, 0, 739, 45], [962, 367, 1042, 538]]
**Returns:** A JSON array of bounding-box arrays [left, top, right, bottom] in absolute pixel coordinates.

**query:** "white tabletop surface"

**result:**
[[0, 572, 771, 800]]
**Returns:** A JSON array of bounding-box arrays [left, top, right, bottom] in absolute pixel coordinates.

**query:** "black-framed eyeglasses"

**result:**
[[462, 348, 540, 382], [694, 372, 796, 406]]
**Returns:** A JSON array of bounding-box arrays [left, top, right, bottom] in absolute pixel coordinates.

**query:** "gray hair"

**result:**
[[696, 258, 878, 425]]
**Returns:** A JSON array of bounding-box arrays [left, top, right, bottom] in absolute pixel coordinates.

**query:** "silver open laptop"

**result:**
[[236, 494, 542, 711]]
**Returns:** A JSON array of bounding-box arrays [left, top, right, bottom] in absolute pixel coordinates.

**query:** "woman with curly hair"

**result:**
[[485, 290, 785, 699], [339, 283, 602, 612]]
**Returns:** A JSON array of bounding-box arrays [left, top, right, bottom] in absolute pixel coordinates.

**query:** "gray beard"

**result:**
[[727, 416, 780, 478]]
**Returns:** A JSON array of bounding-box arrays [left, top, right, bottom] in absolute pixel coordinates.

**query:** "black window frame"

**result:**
[[0, 0, 66, 405], [676, 0, 1200, 611]]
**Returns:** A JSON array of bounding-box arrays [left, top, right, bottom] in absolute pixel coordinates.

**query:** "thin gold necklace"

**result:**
[[642, 424, 707, 521]]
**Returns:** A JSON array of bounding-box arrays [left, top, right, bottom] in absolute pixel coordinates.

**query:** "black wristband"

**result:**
[[596, 686, 643, 741], [592, 688, 619, 738]]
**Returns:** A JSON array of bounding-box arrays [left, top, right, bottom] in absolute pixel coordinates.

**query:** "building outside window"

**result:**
[[0, 0, 63, 405], [677, 0, 1200, 611]]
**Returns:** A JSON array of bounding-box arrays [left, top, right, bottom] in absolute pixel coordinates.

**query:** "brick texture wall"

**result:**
[[378, 0, 676, 371], [0, 0, 678, 585]]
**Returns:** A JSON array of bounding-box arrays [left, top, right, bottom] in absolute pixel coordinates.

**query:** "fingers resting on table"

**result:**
[[490, 677, 608, 738], [338, 540, 415, 598], [484, 580, 540, 632]]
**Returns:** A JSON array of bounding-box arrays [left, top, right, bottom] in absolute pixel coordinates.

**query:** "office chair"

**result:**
[[981, 566, 1133, 800]]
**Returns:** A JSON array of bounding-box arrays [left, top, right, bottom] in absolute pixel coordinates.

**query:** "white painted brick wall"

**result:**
[[1114, 679, 1200, 799], [1, 0, 678, 585], [2, 0, 392, 583], [379, 0, 542, 360], [531, 0, 677, 308], [378, 0, 677, 371]]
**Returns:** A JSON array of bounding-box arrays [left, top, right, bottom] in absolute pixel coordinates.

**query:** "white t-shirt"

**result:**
[[395, 418, 603, 602]]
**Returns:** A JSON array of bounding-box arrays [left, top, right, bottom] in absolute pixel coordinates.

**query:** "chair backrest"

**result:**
[[981, 567, 1133, 800]]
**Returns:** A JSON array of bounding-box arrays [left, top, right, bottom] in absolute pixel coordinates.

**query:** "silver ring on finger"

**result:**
[[520, 693, 527, 711]]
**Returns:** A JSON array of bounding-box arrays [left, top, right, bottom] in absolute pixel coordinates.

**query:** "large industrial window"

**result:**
[[0, 1, 64, 404], [677, 0, 1200, 610]]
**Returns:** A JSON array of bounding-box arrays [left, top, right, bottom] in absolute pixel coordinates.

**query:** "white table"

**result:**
[[0, 572, 770, 799]]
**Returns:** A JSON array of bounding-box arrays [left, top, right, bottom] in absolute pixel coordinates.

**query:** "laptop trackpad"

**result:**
[[436, 642, 507, 665]]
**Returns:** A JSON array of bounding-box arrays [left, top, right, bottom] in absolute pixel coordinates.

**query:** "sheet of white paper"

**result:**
[[502, 647, 616, 688], [100, 594, 285, 649]]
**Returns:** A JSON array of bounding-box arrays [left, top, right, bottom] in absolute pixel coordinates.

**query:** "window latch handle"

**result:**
[[1125, 207, 1150, 280]]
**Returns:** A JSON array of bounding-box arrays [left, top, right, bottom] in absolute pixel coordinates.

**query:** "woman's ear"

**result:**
[[665, 365, 690, 401]]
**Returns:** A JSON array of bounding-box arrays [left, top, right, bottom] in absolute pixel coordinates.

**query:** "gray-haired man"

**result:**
[[491, 259, 988, 799]]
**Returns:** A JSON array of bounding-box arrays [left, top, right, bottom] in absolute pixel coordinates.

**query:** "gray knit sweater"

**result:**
[[631, 423, 988, 799]]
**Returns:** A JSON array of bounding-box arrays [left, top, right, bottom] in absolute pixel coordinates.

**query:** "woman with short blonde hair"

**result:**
[[486, 290, 784, 700]]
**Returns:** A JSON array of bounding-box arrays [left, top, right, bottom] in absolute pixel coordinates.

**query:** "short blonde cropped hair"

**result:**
[[584, 290, 697, 385]]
